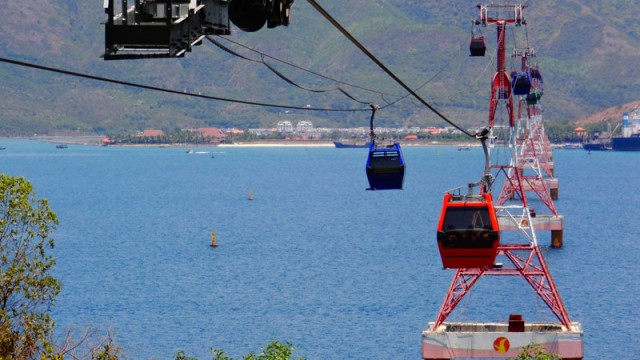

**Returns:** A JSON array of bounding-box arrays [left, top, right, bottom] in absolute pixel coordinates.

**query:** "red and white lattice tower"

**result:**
[[497, 46, 565, 247], [422, 4, 582, 359]]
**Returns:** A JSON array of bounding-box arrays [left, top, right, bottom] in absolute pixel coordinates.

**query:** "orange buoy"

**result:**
[[210, 229, 218, 247]]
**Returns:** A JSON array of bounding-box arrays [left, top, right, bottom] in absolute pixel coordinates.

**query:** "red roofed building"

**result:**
[[189, 127, 226, 143], [140, 129, 165, 137]]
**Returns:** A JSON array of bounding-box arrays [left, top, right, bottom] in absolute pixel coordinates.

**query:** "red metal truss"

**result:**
[[497, 168, 557, 215], [488, 23, 514, 127], [434, 244, 572, 329], [501, 244, 572, 327]]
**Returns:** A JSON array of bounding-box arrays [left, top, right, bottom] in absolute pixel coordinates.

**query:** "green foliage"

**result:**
[[177, 341, 304, 360], [3, 1, 640, 135], [92, 342, 123, 360], [242, 341, 302, 360], [0, 175, 60, 359], [176, 350, 199, 360], [509, 343, 561, 360]]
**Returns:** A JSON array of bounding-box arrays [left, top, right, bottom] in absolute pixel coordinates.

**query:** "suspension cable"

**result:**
[[206, 35, 373, 104], [214, 35, 406, 100], [306, 0, 475, 137], [0, 56, 370, 113]]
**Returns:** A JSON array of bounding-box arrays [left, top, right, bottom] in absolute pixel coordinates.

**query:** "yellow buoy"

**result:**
[[210, 229, 218, 247]]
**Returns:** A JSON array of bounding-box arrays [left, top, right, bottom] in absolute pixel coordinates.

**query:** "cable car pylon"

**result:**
[[496, 47, 564, 247], [422, 4, 582, 359]]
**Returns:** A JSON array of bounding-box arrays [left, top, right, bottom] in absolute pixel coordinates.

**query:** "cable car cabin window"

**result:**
[[369, 150, 400, 170], [438, 206, 498, 249]]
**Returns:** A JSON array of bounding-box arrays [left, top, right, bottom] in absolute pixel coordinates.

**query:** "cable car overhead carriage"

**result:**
[[365, 105, 405, 191], [104, 0, 294, 59], [436, 129, 500, 269]]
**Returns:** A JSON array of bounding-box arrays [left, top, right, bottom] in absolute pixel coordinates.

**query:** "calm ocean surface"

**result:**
[[0, 139, 638, 359]]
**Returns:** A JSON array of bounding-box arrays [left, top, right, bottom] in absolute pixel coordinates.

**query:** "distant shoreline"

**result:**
[[5, 136, 480, 148]]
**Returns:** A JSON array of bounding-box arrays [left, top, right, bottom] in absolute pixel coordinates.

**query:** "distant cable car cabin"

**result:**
[[437, 192, 500, 269], [469, 36, 487, 56], [365, 104, 405, 190], [526, 90, 542, 105], [530, 67, 543, 83], [511, 71, 532, 96]]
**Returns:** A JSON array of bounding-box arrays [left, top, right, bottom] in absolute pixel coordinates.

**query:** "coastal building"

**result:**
[[296, 121, 313, 132], [189, 127, 226, 143], [277, 121, 294, 133], [139, 129, 165, 137]]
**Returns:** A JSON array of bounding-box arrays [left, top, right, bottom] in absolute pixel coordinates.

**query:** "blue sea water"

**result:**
[[0, 139, 638, 359]]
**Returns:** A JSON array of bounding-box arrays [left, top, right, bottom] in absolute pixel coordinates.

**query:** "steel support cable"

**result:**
[[214, 35, 406, 100], [206, 36, 379, 105], [405, 43, 494, 110], [0, 56, 370, 113], [385, 42, 464, 110], [307, 0, 475, 137], [443, 48, 497, 106]]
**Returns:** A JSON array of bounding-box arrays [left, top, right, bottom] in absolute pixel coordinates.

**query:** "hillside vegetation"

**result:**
[[0, 0, 639, 135]]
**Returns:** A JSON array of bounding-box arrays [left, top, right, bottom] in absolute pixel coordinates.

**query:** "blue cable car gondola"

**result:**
[[530, 67, 543, 83], [365, 105, 405, 190], [366, 142, 405, 190], [511, 71, 532, 95]]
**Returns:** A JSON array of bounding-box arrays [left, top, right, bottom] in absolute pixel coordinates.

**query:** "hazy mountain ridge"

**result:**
[[0, 0, 638, 135]]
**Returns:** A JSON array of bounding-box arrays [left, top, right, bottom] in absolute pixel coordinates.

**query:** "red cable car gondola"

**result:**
[[436, 192, 500, 269], [436, 128, 500, 269]]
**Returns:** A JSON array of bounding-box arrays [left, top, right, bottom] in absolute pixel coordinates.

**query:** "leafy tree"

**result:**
[[0, 175, 60, 359], [177, 341, 304, 360], [509, 342, 561, 360], [242, 341, 303, 360]]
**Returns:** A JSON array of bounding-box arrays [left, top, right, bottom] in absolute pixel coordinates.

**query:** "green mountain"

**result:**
[[1, 1, 638, 135]]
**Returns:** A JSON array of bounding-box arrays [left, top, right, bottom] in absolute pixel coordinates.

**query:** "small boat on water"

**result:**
[[560, 143, 582, 150], [582, 142, 610, 151], [334, 141, 370, 148], [56, 144, 68, 149]]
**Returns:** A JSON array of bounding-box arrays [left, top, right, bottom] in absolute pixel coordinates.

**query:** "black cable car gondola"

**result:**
[[470, 36, 487, 57], [365, 105, 405, 190], [436, 129, 500, 269]]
